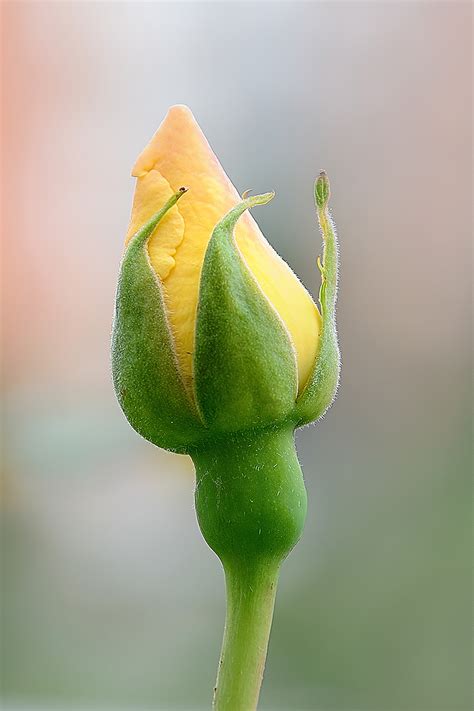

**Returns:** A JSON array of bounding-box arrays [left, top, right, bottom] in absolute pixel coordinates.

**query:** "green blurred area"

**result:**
[[1, 2, 472, 710]]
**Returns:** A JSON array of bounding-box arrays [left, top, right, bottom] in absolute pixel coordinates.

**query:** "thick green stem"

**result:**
[[191, 426, 306, 710], [214, 559, 280, 710]]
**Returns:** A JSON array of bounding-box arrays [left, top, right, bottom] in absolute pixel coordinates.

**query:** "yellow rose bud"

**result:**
[[112, 109, 341, 710], [124, 104, 321, 396]]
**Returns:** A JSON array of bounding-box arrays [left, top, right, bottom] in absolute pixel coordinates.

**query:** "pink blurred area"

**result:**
[[2, 4, 123, 389], [1, 2, 472, 710]]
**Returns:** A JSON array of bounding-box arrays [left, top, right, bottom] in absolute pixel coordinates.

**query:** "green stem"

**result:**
[[191, 426, 307, 710], [214, 559, 280, 710]]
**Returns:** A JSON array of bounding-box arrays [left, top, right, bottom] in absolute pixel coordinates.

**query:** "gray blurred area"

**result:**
[[1, 2, 472, 710]]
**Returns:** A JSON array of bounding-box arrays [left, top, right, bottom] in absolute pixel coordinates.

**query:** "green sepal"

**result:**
[[295, 172, 340, 425], [194, 193, 299, 434], [111, 189, 205, 453]]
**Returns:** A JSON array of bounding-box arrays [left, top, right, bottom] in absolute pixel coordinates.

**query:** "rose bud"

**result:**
[[111, 106, 340, 711]]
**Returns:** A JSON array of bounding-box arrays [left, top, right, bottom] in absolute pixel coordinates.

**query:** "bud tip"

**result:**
[[315, 171, 330, 209]]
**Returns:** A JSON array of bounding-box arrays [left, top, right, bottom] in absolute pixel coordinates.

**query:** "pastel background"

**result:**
[[1, 2, 471, 711]]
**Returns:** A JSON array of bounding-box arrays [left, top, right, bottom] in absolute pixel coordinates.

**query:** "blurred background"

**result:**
[[1, 2, 472, 710]]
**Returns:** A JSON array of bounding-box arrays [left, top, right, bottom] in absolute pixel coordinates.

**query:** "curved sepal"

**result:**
[[112, 189, 205, 453], [295, 173, 340, 425], [194, 193, 299, 433]]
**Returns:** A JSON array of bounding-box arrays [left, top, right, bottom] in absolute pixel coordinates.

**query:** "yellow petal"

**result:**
[[125, 169, 185, 279], [125, 105, 321, 393]]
